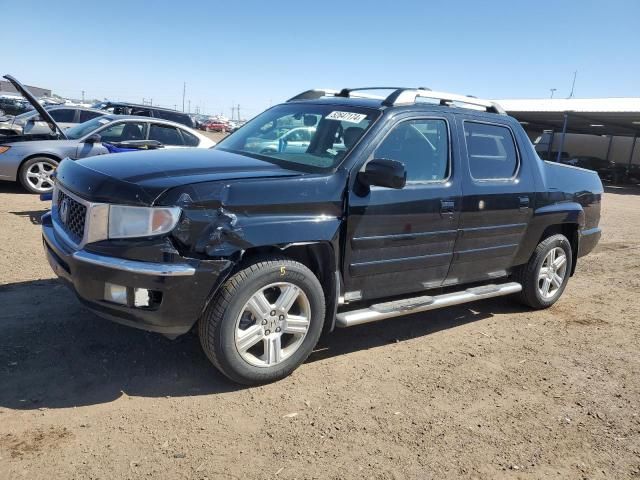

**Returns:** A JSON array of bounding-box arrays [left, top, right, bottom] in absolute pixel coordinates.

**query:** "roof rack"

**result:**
[[287, 87, 506, 115]]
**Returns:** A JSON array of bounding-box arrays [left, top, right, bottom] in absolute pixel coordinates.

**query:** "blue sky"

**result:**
[[3, 0, 638, 117]]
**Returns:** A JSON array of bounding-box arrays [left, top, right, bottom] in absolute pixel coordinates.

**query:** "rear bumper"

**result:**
[[42, 212, 232, 336], [578, 226, 601, 258]]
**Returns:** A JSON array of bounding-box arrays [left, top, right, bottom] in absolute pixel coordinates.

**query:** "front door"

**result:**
[[446, 117, 535, 286], [343, 116, 461, 301]]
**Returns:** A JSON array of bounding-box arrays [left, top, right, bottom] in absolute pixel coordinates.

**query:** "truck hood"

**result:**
[[56, 148, 304, 205]]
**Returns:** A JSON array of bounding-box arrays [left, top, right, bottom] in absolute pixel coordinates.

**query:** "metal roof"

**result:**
[[497, 98, 640, 137]]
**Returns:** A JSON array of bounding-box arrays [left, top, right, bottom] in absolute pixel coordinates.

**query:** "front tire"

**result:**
[[18, 157, 58, 194], [513, 234, 572, 309], [199, 256, 325, 385]]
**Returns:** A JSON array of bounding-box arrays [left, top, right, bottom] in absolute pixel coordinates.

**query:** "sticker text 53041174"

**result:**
[[325, 111, 368, 124]]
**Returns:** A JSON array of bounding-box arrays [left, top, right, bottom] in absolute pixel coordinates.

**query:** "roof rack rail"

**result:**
[[287, 87, 505, 114], [383, 88, 506, 114], [287, 88, 395, 102]]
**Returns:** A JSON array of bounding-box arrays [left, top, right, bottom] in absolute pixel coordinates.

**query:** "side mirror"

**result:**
[[359, 158, 406, 189], [85, 133, 101, 144]]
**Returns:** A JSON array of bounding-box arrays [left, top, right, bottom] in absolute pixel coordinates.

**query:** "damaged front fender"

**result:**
[[160, 172, 347, 261]]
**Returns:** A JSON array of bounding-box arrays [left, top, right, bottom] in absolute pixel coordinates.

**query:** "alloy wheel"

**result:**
[[537, 247, 568, 299], [26, 161, 55, 193], [234, 282, 311, 368]]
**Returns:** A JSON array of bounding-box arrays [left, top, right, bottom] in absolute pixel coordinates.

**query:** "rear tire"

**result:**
[[199, 256, 325, 385], [513, 234, 572, 309], [18, 157, 58, 194]]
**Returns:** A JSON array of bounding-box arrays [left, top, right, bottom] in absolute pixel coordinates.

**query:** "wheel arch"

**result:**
[[19, 152, 62, 172], [538, 224, 579, 276], [17, 153, 62, 191], [237, 241, 340, 333]]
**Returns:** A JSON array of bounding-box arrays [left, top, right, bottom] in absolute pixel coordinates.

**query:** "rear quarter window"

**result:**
[[180, 129, 200, 147], [464, 121, 519, 180]]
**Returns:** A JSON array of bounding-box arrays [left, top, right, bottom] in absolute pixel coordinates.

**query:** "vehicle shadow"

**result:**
[[9, 209, 48, 225], [0, 181, 30, 195], [310, 299, 522, 363], [0, 278, 522, 410]]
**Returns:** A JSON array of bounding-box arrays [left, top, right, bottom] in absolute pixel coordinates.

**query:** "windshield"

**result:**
[[215, 104, 379, 170], [65, 116, 112, 139]]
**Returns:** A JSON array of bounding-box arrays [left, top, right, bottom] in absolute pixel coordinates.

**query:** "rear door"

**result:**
[[446, 116, 534, 285], [342, 114, 461, 301]]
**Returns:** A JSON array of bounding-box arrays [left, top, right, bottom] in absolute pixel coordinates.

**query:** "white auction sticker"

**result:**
[[325, 111, 368, 124]]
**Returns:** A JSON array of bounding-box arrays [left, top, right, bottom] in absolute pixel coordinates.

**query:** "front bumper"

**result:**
[[42, 212, 232, 336]]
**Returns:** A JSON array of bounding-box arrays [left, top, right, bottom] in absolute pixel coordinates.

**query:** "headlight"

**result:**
[[108, 205, 181, 239], [0, 146, 10, 154]]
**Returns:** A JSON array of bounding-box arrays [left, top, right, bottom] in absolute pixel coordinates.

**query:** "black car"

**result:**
[[92, 101, 195, 128], [43, 87, 603, 385], [562, 156, 627, 183], [0, 96, 30, 116]]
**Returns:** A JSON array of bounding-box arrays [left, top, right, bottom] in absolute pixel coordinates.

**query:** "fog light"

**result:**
[[104, 283, 127, 305], [134, 288, 150, 307]]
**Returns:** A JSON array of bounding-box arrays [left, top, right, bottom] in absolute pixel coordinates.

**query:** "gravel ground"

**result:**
[[0, 179, 639, 479]]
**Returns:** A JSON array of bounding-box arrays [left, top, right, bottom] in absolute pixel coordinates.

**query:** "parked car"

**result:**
[[194, 116, 209, 130], [42, 87, 602, 385], [92, 101, 195, 128], [202, 120, 229, 132], [0, 115, 214, 193], [0, 106, 106, 136], [0, 75, 214, 193], [561, 156, 627, 183], [245, 126, 316, 154], [0, 96, 30, 116]]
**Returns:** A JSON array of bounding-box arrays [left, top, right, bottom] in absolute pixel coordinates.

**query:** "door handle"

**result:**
[[440, 200, 455, 216], [519, 196, 530, 211]]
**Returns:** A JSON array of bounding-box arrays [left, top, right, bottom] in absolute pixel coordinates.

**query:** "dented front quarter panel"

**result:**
[[158, 170, 348, 259]]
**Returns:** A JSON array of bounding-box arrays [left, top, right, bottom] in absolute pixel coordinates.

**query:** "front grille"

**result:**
[[57, 190, 87, 243]]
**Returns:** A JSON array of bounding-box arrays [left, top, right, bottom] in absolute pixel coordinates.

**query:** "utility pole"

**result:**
[[550, 88, 557, 98], [569, 71, 577, 98], [81, 90, 85, 102], [182, 82, 186, 112], [237, 104, 241, 121], [188, 100, 191, 113], [230, 104, 235, 121]]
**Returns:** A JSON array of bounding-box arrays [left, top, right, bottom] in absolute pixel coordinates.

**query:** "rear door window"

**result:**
[[464, 122, 519, 180], [98, 122, 146, 142], [149, 123, 185, 146]]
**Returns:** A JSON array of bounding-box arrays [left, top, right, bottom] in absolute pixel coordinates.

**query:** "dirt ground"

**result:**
[[0, 179, 639, 480]]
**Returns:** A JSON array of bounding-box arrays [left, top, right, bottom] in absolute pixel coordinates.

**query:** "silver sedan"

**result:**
[[0, 115, 215, 193]]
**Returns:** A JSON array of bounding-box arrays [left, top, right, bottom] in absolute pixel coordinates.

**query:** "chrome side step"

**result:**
[[335, 282, 522, 328]]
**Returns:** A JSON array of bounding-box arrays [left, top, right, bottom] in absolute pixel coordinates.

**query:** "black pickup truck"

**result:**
[[42, 87, 602, 385]]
